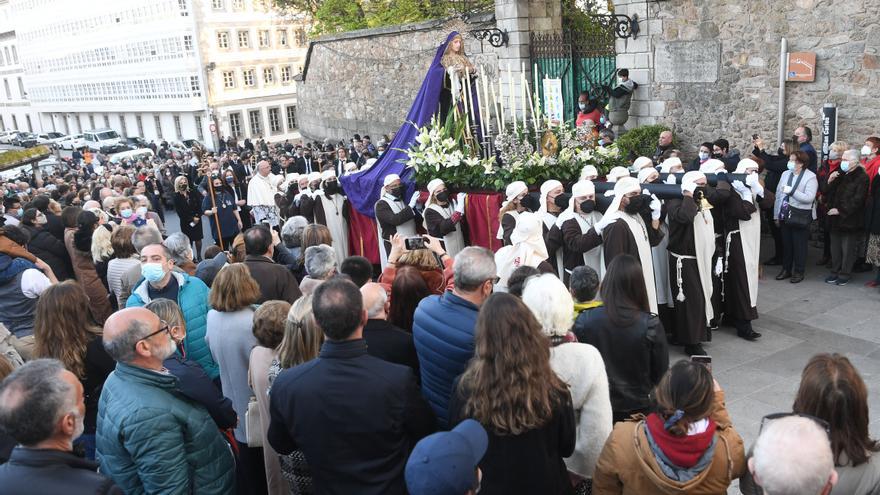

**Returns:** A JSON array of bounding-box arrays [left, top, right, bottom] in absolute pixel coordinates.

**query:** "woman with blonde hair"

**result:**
[[450, 293, 575, 494], [268, 295, 322, 492], [249, 300, 292, 495], [32, 280, 115, 460], [206, 263, 266, 493], [497, 181, 536, 246]]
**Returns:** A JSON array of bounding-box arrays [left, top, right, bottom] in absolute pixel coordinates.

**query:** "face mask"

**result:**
[[599, 116, 606, 124], [324, 182, 339, 195], [391, 186, 405, 199], [578, 103, 587, 111], [141, 262, 167, 283], [579, 199, 596, 213], [35, 215, 47, 226], [698, 151, 710, 160], [840, 161, 850, 173], [787, 161, 796, 171], [624, 194, 648, 214], [519, 194, 540, 212], [16, 208, 22, 217], [828, 150, 840, 160], [120, 208, 133, 219], [862, 145, 873, 156], [597, 139, 605, 146], [136, 206, 148, 216], [225, 176, 234, 184], [435, 191, 450, 203], [553, 193, 570, 209], [712, 152, 723, 159]]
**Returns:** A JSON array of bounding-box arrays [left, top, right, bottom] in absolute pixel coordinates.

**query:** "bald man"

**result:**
[[361, 282, 419, 373], [247, 159, 284, 228], [96, 308, 235, 494]]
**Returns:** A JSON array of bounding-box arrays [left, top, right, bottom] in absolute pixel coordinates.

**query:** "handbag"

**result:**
[[781, 170, 812, 229], [245, 396, 262, 447]]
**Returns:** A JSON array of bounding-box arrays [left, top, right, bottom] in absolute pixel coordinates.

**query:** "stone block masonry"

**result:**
[[613, 0, 880, 158]]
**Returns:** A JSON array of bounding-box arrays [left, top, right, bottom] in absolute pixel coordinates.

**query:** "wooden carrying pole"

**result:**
[[205, 159, 224, 250]]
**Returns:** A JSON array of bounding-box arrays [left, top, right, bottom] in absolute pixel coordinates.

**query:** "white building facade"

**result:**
[[0, 0, 39, 133], [6, 0, 307, 149]]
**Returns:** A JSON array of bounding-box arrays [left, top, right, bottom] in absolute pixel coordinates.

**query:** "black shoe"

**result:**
[[790, 272, 804, 283], [775, 270, 792, 280], [684, 344, 707, 356], [737, 329, 762, 341], [765, 258, 781, 266], [825, 275, 839, 284], [816, 257, 830, 266], [835, 277, 850, 286]]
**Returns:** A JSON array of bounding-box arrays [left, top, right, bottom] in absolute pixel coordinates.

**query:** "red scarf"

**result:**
[[645, 413, 716, 468], [863, 156, 880, 184]]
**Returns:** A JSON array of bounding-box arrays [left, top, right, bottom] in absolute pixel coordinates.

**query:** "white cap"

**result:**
[[606, 166, 629, 183], [505, 181, 528, 202], [699, 159, 726, 174], [682, 171, 706, 189], [734, 158, 760, 174], [427, 178, 445, 194], [632, 156, 654, 170], [580, 165, 598, 180], [659, 157, 683, 173], [307, 172, 321, 182], [383, 174, 401, 187], [321, 170, 336, 181], [638, 167, 659, 184], [571, 179, 595, 198], [613, 176, 641, 196]]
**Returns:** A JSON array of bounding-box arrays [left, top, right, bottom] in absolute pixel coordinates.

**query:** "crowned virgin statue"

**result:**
[[341, 31, 483, 217]]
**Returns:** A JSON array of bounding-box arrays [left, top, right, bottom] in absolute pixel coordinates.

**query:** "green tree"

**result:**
[[311, 0, 368, 35]]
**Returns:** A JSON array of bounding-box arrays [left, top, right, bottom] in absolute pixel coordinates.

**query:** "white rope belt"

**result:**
[[670, 251, 697, 302]]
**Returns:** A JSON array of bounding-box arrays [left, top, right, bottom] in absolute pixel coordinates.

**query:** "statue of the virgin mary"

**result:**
[[340, 31, 483, 217]]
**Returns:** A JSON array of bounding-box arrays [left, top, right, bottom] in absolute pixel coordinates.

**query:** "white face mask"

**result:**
[[862, 145, 874, 156]]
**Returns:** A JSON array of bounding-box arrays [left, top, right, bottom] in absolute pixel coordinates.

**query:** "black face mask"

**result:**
[[624, 194, 649, 214], [324, 182, 339, 195], [435, 191, 450, 203], [519, 194, 540, 212], [553, 193, 571, 209], [392, 186, 406, 199], [712, 152, 723, 159], [579, 199, 596, 213]]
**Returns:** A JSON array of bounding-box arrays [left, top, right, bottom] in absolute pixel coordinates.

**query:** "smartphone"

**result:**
[[405, 236, 427, 250], [691, 355, 712, 374]]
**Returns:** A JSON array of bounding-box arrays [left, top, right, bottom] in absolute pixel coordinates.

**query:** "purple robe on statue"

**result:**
[[341, 31, 482, 217]]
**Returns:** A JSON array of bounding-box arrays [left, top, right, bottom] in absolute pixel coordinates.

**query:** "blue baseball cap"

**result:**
[[405, 419, 488, 495]]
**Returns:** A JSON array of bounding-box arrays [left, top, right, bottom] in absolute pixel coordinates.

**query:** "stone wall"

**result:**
[[614, 0, 880, 155], [295, 14, 500, 142]]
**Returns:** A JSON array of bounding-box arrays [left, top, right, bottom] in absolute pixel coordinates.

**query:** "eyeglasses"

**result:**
[[759, 412, 831, 436], [487, 276, 501, 285], [134, 321, 171, 350]]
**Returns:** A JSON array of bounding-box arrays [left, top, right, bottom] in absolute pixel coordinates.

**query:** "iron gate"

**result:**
[[531, 18, 621, 123]]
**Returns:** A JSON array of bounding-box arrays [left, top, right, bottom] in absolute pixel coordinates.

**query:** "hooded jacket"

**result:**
[[593, 390, 746, 494]]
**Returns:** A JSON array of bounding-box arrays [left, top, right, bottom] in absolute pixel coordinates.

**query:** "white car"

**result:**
[[36, 132, 67, 146], [58, 133, 85, 150], [0, 130, 21, 144]]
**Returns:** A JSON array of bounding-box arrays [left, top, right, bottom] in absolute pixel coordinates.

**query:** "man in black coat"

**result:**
[[242, 226, 302, 304], [0, 359, 122, 494], [295, 148, 316, 175], [268, 278, 434, 495], [360, 283, 419, 373]]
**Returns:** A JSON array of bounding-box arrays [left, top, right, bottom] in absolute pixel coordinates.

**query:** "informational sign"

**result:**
[[787, 52, 816, 82], [542, 78, 564, 122], [654, 41, 720, 83], [209, 123, 217, 133], [820, 104, 837, 163]]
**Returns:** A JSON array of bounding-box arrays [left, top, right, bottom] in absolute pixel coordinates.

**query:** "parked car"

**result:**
[[36, 132, 66, 148], [109, 148, 154, 165], [0, 130, 19, 144], [123, 136, 148, 149], [12, 132, 39, 148], [58, 133, 85, 150], [83, 128, 126, 153]]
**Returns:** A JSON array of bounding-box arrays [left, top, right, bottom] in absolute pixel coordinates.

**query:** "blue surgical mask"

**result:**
[[597, 139, 605, 146], [698, 151, 709, 161], [120, 208, 133, 218], [225, 176, 234, 184], [787, 161, 796, 171], [840, 161, 850, 173], [599, 116, 606, 124], [16, 208, 22, 217], [578, 103, 587, 111], [141, 263, 167, 283]]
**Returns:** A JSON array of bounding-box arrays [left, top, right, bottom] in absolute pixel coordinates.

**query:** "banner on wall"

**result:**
[[543, 78, 564, 122]]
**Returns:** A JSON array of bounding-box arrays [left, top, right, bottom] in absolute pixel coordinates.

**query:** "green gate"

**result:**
[[531, 11, 626, 124]]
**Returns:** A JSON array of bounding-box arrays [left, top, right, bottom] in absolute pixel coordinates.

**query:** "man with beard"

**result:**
[[375, 174, 420, 268], [596, 176, 664, 313], [665, 171, 718, 356], [96, 307, 234, 494], [313, 170, 350, 264], [0, 359, 121, 494]]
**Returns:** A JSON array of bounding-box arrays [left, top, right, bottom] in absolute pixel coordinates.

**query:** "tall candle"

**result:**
[[508, 63, 516, 133], [490, 81, 502, 133], [498, 76, 505, 132], [520, 62, 527, 130], [480, 65, 490, 136], [533, 63, 541, 128], [524, 78, 536, 135]]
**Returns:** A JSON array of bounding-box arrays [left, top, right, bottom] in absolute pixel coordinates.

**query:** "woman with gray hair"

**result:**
[[521, 273, 613, 484], [163, 232, 197, 275], [824, 148, 870, 286], [298, 244, 337, 296], [280, 216, 309, 262]]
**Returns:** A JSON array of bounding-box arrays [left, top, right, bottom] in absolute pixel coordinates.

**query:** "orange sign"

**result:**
[[787, 52, 816, 82]]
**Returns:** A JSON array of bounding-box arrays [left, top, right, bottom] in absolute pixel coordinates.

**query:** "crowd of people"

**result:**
[[0, 120, 876, 495]]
